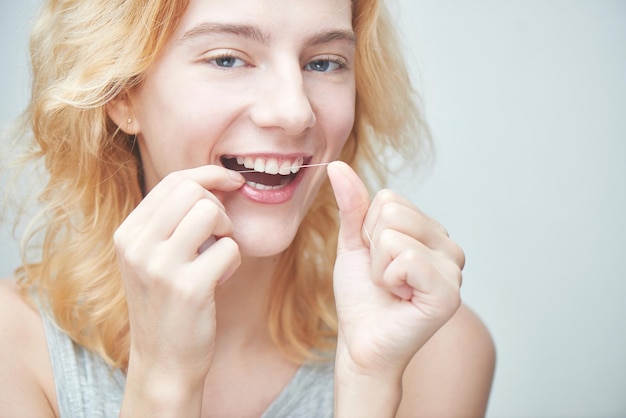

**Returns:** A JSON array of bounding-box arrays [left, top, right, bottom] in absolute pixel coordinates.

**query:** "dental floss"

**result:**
[[234, 161, 379, 251], [237, 162, 332, 174], [362, 225, 376, 250]]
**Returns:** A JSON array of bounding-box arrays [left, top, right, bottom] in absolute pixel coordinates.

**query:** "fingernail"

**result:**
[[228, 170, 245, 182]]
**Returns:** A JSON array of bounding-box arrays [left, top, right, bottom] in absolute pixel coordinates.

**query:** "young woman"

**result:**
[[0, 0, 495, 416]]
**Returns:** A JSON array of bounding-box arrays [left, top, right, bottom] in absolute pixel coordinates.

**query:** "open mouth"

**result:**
[[220, 155, 311, 190]]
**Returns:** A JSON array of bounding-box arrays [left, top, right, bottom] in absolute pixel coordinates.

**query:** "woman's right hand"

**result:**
[[113, 165, 244, 415]]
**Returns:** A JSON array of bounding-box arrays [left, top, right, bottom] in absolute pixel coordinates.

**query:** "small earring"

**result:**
[[127, 117, 132, 124]]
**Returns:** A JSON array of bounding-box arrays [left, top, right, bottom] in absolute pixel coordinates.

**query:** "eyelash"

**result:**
[[204, 53, 348, 73], [205, 53, 247, 69], [304, 56, 348, 73]]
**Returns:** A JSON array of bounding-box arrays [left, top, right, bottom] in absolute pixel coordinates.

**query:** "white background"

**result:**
[[1, 1, 625, 417]]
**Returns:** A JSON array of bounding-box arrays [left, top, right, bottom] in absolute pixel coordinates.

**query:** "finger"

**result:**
[[114, 181, 209, 258], [143, 180, 216, 241], [121, 167, 243, 243], [386, 252, 462, 319], [191, 236, 241, 288], [365, 192, 465, 270], [385, 249, 461, 305], [327, 161, 371, 253], [365, 189, 450, 240], [198, 236, 217, 254], [371, 229, 462, 298], [122, 165, 244, 228], [169, 198, 234, 260], [181, 164, 245, 197], [369, 229, 418, 291]]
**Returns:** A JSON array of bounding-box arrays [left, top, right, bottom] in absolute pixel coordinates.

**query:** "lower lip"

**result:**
[[238, 170, 306, 204]]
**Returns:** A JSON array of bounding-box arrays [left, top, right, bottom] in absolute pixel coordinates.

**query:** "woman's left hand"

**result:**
[[328, 161, 464, 382]]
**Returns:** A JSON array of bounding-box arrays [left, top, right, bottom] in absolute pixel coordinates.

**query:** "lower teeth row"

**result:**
[[246, 181, 289, 191]]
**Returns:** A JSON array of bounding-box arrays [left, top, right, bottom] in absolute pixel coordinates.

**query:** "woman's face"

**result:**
[[127, 0, 356, 257]]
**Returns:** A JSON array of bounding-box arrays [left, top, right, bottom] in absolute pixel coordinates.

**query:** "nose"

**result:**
[[249, 65, 316, 136]]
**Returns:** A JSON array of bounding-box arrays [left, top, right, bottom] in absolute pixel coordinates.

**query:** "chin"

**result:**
[[235, 234, 295, 258], [231, 218, 301, 259]]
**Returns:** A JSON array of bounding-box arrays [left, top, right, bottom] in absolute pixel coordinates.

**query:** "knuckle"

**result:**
[[119, 240, 144, 268], [190, 197, 210, 215], [375, 188, 396, 203], [197, 198, 219, 216], [112, 227, 126, 249], [379, 201, 402, 224], [454, 268, 464, 288], [400, 247, 421, 264], [377, 228, 396, 247], [443, 258, 463, 289], [143, 260, 162, 281], [432, 220, 449, 237], [449, 240, 466, 270], [457, 249, 466, 271], [163, 170, 185, 184], [163, 173, 205, 198], [221, 237, 240, 256], [372, 189, 399, 210], [178, 179, 204, 200]]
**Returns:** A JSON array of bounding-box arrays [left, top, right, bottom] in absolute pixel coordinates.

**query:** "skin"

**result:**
[[0, 0, 495, 416], [120, 0, 356, 257]]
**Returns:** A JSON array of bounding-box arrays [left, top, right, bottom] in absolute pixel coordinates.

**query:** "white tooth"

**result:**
[[243, 157, 255, 169], [254, 158, 266, 172], [291, 160, 300, 174], [298, 156, 304, 167], [278, 161, 293, 175], [246, 179, 289, 191], [265, 158, 279, 175], [236, 156, 245, 165], [248, 181, 270, 191]]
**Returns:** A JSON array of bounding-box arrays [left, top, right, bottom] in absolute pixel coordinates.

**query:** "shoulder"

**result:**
[[0, 279, 58, 417], [397, 303, 496, 418]]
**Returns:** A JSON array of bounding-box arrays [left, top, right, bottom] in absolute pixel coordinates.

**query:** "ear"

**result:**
[[106, 94, 140, 135]]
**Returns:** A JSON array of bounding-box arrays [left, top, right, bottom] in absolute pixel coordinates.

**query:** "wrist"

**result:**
[[334, 372, 402, 418], [334, 333, 407, 381], [121, 354, 207, 417], [334, 348, 404, 418]]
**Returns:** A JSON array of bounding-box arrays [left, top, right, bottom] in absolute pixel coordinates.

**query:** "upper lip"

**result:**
[[220, 154, 312, 175]]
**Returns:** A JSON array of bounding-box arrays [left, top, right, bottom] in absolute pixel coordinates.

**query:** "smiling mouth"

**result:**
[[220, 155, 310, 190]]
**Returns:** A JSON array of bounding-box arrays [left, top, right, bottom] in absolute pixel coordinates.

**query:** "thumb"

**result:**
[[327, 161, 371, 253]]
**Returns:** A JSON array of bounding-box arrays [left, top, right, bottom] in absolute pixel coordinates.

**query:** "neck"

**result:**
[[213, 254, 281, 353]]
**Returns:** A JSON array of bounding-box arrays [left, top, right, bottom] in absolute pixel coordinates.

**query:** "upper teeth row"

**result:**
[[236, 156, 305, 175]]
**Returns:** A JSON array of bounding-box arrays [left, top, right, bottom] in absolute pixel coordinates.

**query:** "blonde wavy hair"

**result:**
[[13, 0, 429, 369]]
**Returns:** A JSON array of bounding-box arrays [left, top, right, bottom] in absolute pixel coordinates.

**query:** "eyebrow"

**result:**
[[179, 22, 356, 47], [306, 29, 357, 47], [180, 23, 269, 44]]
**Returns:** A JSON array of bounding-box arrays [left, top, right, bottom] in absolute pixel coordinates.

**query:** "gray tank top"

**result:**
[[41, 312, 334, 417]]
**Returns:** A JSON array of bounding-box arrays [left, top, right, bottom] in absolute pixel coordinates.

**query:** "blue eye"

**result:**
[[210, 55, 246, 68], [306, 59, 342, 72]]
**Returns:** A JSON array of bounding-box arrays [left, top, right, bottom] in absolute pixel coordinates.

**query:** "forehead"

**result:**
[[176, 0, 354, 39]]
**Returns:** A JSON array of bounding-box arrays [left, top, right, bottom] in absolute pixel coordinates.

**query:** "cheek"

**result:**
[[137, 88, 238, 162], [313, 86, 356, 155]]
